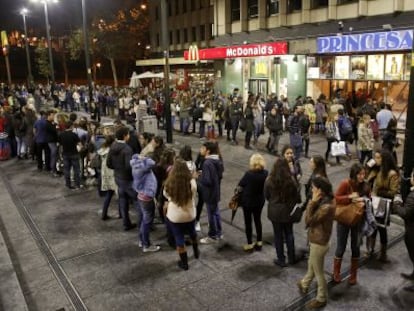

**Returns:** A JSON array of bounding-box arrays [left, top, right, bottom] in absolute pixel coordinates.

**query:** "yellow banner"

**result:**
[[1, 31, 8, 47]]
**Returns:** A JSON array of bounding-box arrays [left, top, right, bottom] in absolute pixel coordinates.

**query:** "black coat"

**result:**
[[238, 169, 268, 209], [394, 190, 414, 232]]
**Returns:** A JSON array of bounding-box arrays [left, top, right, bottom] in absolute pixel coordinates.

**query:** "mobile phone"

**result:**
[[367, 158, 376, 168]]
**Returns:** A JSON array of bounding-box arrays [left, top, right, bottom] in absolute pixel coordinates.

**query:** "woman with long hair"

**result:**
[[304, 155, 328, 206], [164, 158, 199, 270], [357, 113, 374, 165], [333, 163, 370, 285], [382, 118, 398, 164], [265, 157, 301, 267], [238, 153, 268, 252], [370, 149, 400, 262], [298, 176, 335, 309], [282, 145, 302, 185], [243, 95, 255, 149]]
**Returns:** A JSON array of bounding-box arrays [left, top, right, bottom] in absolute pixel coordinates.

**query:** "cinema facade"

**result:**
[[307, 29, 413, 112], [184, 41, 308, 101]]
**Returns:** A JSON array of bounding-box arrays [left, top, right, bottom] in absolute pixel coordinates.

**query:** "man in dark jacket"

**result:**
[[199, 142, 224, 244], [265, 107, 283, 155], [45, 109, 58, 175], [58, 121, 81, 189], [107, 126, 138, 231]]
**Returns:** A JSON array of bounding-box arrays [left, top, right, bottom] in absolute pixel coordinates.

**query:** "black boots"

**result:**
[[192, 241, 200, 259], [178, 251, 189, 271]]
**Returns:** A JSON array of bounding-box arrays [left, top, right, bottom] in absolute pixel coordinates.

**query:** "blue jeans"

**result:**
[[101, 190, 121, 218], [335, 222, 360, 258], [206, 203, 222, 239], [48, 142, 57, 172], [63, 154, 81, 188], [272, 222, 295, 263], [116, 178, 140, 229], [15, 136, 26, 157], [166, 219, 197, 248], [139, 199, 155, 247]]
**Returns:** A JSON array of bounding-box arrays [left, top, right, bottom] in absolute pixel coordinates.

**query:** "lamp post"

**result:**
[[20, 8, 34, 87], [31, 0, 56, 85], [80, 0, 94, 113]]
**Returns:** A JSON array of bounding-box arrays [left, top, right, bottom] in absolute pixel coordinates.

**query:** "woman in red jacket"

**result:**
[[333, 163, 370, 285]]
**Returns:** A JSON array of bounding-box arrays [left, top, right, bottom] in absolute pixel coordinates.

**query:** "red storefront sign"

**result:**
[[184, 42, 288, 60]]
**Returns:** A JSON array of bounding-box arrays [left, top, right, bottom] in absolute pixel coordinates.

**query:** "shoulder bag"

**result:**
[[334, 181, 365, 226]]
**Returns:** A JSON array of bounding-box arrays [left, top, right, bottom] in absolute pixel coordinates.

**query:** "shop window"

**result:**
[[287, 0, 302, 13], [176, 29, 181, 44], [311, 0, 328, 9], [231, 0, 241, 22], [192, 26, 197, 42], [200, 25, 206, 41], [248, 0, 258, 18], [337, 0, 358, 4], [183, 0, 187, 13], [183, 29, 188, 43], [267, 0, 279, 16]]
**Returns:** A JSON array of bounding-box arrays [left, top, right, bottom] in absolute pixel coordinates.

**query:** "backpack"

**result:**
[[339, 116, 353, 136]]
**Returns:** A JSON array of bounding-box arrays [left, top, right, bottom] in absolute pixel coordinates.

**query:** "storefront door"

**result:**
[[249, 79, 268, 96]]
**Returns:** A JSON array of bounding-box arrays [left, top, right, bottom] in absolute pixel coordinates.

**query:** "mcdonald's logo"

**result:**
[[187, 45, 199, 61], [1, 31, 8, 48]]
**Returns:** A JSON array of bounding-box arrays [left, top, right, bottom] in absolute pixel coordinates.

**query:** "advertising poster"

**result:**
[[350, 55, 366, 80], [307, 56, 319, 79], [404, 53, 411, 81], [385, 54, 403, 80], [367, 55, 385, 80], [319, 56, 333, 79], [334, 56, 350, 79]]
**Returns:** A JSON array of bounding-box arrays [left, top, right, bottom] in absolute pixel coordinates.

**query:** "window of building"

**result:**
[[183, 0, 187, 13], [200, 0, 204, 9], [192, 26, 197, 42], [183, 29, 188, 43], [208, 23, 213, 39], [156, 33, 160, 47], [176, 29, 181, 44], [168, 1, 172, 16], [169, 31, 173, 45], [267, 0, 279, 15], [190, 0, 196, 11], [155, 5, 159, 20], [287, 0, 302, 13], [311, 0, 328, 9], [248, 0, 258, 18], [231, 0, 241, 22], [200, 25, 206, 41], [175, 0, 180, 15], [337, 0, 358, 4]]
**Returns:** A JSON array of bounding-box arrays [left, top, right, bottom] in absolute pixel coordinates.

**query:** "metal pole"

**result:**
[[160, 0, 172, 143], [43, 2, 55, 84], [22, 13, 34, 87], [402, 33, 414, 197], [81, 0, 94, 112]]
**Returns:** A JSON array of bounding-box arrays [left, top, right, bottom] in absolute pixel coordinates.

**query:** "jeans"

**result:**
[[166, 219, 197, 248], [230, 118, 239, 141], [206, 203, 222, 239], [101, 190, 121, 218], [63, 154, 81, 188], [371, 219, 388, 245], [196, 183, 204, 222], [15, 136, 26, 157], [48, 142, 58, 172], [301, 243, 329, 302], [272, 222, 295, 263], [199, 121, 206, 138], [325, 139, 340, 164], [36, 142, 50, 170], [335, 222, 360, 258], [253, 120, 262, 141], [139, 199, 155, 247], [242, 205, 263, 244], [267, 132, 281, 153], [115, 177, 139, 229]]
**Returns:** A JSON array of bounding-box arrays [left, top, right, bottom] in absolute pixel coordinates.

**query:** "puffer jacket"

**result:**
[[130, 155, 157, 200], [107, 140, 133, 181], [305, 197, 336, 246]]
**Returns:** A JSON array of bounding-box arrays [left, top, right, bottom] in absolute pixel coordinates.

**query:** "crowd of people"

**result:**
[[0, 82, 413, 309]]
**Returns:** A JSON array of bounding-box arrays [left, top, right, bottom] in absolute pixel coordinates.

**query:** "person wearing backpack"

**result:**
[[337, 109, 354, 158]]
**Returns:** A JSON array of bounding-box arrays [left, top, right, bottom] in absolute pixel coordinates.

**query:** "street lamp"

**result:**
[[30, 0, 57, 85], [20, 8, 34, 87]]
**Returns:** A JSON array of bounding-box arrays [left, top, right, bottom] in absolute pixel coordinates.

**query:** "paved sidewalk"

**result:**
[[0, 129, 413, 310]]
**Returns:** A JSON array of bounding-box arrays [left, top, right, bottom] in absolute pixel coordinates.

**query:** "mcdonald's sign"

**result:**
[[187, 45, 199, 61], [1, 31, 9, 56]]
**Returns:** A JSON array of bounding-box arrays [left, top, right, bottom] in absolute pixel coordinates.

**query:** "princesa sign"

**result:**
[[317, 30, 413, 53]]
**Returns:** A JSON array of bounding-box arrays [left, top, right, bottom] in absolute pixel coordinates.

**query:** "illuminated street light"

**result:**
[[20, 8, 34, 86], [30, 0, 58, 84]]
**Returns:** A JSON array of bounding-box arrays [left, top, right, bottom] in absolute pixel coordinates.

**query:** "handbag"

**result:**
[[289, 203, 304, 223], [371, 195, 392, 227], [228, 186, 242, 210], [335, 202, 364, 226], [331, 141, 346, 157], [239, 117, 247, 132]]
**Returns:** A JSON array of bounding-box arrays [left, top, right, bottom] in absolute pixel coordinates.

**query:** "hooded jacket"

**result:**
[[130, 155, 157, 200], [106, 140, 133, 181], [199, 155, 224, 204]]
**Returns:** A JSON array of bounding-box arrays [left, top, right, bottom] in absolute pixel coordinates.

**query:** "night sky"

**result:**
[[0, 0, 132, 35]]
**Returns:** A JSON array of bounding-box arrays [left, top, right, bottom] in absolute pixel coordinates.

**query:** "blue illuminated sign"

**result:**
[[317, 30, 413, 53]]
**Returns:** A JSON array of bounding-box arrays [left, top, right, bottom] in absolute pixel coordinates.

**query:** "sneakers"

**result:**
[[273, 259, 287, 268], [199, 236, 219, 244], [254, 241, 263, 251], [195, 221, 201, 232], [306, 299, 326, 309], [243, 244, 254, 252], [143, 245, 161, 253], [138, 241, 143, 248], [297, 280, 308, 295]]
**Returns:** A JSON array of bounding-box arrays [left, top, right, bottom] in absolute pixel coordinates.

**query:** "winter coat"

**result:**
[[357, 123, 374, 151], [98, 147, 117, 192], [199, 155, 224, 204], [238, 169, 268, 209], [107, 140, 133, 181], [305, 197, 335, 246], [164, 179, 197, 223], [243, 105, 255, 132], [394, 188, 414, 231], [130, 155, 157, 199], [373, 170, 399, 199], [265, 112, 283, 134]]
